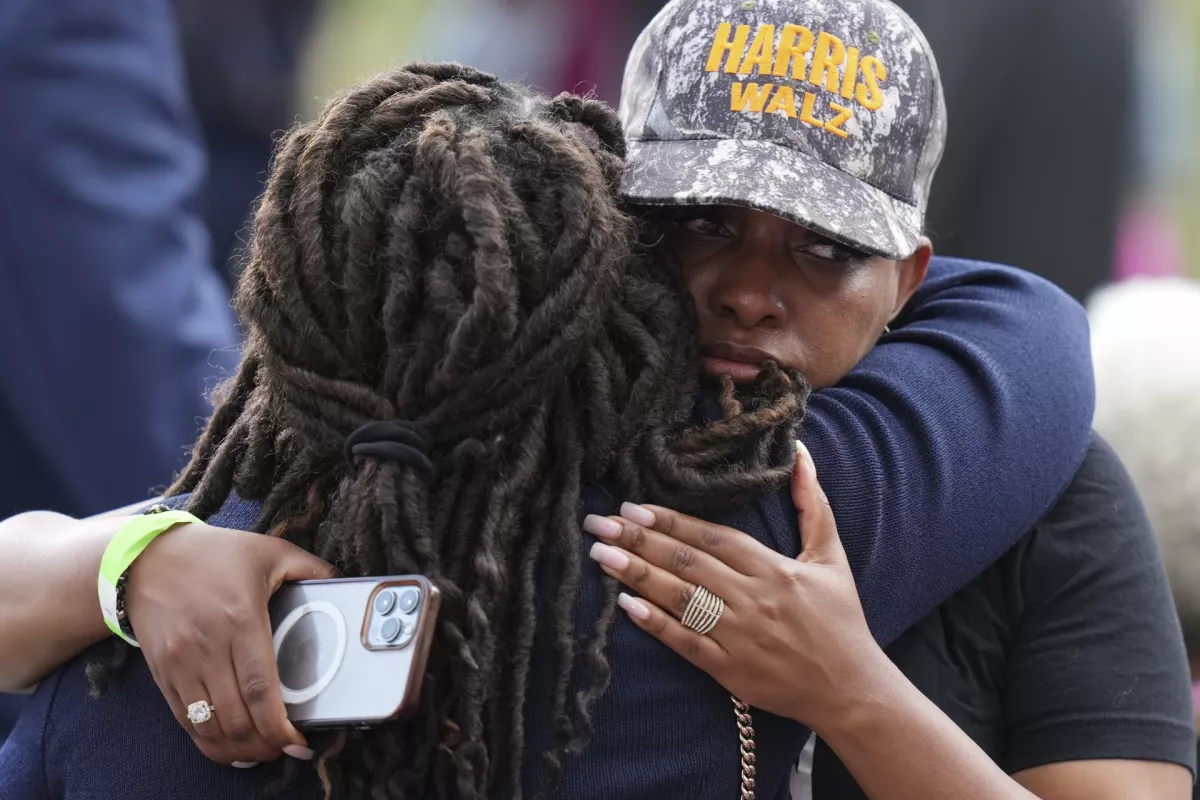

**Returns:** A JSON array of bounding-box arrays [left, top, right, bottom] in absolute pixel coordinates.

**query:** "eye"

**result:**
[[796, 236, 873, 264], [669, 208, 733, 239]]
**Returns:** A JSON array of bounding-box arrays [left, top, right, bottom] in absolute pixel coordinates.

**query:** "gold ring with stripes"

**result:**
[[680, 585, 725, 636]]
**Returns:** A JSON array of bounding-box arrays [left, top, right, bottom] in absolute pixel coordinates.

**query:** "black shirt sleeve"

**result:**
[[999, 434, 1196, 776]]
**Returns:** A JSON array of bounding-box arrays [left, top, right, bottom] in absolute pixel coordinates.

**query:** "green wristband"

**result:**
[[98, 509, 202, 646]]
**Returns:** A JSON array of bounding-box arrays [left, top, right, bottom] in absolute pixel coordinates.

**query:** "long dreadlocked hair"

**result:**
[[94, 62, 809, 798]]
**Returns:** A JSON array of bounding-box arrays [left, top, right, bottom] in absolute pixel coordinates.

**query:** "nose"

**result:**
[[707, 256, 785, 330]]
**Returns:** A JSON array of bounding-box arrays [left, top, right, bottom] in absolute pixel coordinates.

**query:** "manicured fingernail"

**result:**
[[589, 542, 630, 570], [232, 761, 259, 769], [620, 502, 655, 527], [583, 514, 622, 539], [284, 744, 314, 760], [796, 440, 815, 471], [618, 592, 652, 621]]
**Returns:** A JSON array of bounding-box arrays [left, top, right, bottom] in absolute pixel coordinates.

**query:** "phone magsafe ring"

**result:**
[[273, 600, 348, 705]]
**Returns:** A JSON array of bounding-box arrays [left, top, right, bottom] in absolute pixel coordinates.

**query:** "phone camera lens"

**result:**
[[380, 617, 402, 643], [374, 590, 396, 616], [391, 620, 416, 647], [397, 588, 421, 614]]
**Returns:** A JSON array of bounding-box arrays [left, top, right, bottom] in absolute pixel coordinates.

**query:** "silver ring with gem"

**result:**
[[187, 700, 215, 725]]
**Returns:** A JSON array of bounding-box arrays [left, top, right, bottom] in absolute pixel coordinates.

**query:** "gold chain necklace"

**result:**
[[733, 696, 757, 799]]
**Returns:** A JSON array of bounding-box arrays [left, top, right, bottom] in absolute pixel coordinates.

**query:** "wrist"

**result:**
[[99, 507, 201, 646], [803, 642, 906, 737]]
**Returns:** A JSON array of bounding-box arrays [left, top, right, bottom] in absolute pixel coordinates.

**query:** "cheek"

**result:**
[[789, 278, 893, 387], [680, 262, 717, 315]]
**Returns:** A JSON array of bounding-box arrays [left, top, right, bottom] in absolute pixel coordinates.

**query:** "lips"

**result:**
[[700, 342, 778, 383]]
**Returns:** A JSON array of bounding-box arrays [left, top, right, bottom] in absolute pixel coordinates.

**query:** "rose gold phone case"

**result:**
[[268, 575, 440, 730]]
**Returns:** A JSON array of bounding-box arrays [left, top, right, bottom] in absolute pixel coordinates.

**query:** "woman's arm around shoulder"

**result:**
[[799, 258, 1095, 645], [0, 511, 120, 691]]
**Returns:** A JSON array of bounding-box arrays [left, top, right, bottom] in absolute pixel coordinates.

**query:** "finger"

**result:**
[[792, 439, 843, 563], [582, 512, 747, 589], [171, 667, 270, 765], [615, 592, 727, 674], [202, 663, 281, 764], [166, 672, 235, 761], [618, 501, 777, 577], [274, 544, 339, 585], [158, 681, 238, 766], [231, 609, 313, 761], [589, 541, 743, 631]]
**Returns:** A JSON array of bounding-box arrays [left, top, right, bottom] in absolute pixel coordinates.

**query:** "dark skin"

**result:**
[[666, 205, 930, 388], [0, 206, 931, 768], [3, 208, 1186, 796], [0, 207, 925, 768], [576, 206, 1189, 798]]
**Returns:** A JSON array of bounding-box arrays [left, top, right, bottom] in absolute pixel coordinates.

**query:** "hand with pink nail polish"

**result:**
[[123, 523, 328, 767], [583, 442, 884, 731]]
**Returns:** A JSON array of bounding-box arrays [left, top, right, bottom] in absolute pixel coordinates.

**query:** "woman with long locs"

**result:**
[[0, 59, 1106, 799]]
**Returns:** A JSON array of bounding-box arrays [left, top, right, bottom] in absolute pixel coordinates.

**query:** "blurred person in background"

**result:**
[[888, 0, 1137, 302], [1113, 0, 1197, 286], [1091, 277, 1200, 798], [0, 0, 240, 738], [175, 0, 322, 286]]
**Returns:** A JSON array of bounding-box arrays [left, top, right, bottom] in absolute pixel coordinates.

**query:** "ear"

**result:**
[[890, 237, 932, 320]]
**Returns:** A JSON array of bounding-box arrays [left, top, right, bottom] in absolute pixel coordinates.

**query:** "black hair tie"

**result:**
[[345, 420, 434, 476]]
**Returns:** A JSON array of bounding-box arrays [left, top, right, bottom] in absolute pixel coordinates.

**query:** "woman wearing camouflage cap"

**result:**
[[595, 0, 1193, 797]]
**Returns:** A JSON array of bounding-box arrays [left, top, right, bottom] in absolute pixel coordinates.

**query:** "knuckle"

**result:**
[[189, 722, 221, 742], [222, 603, 253, 627], [668, 544, 697, 575], [624, 523, 647, 552], [262, 722, 293, 748], [650, 614, 671, 637], [223, 717, 256, 743], [160, 636, 190, 664], [240, 673, 273, 708], [630, 559, 653, 587], [673, 584, 696, 616], [680, 636, 702, 659], [752, 633, 778, 655], [774, 562, 804, 588], [192, 630, 214, 658], [699, 525, 724, 553], [755, 596, 783, 622]]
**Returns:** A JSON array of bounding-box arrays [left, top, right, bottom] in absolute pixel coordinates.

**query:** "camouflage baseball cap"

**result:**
[[619, 0, 947, 259]]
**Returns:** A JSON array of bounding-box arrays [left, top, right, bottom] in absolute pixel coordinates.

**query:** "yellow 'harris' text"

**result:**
[[706, 22, 889, 138]]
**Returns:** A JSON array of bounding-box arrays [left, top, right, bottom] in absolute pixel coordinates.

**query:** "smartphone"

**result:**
[[268, 575, 440, 729]]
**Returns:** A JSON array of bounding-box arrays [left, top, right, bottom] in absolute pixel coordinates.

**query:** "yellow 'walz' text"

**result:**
[[730, 82, 853, 138], [706, 22, 889, 136]]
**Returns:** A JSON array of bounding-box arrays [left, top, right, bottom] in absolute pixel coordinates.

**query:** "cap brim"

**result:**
[[621, 139, 921, 260]]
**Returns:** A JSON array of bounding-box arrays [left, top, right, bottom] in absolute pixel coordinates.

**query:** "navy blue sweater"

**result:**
[[0, 259, 1095, 799]]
